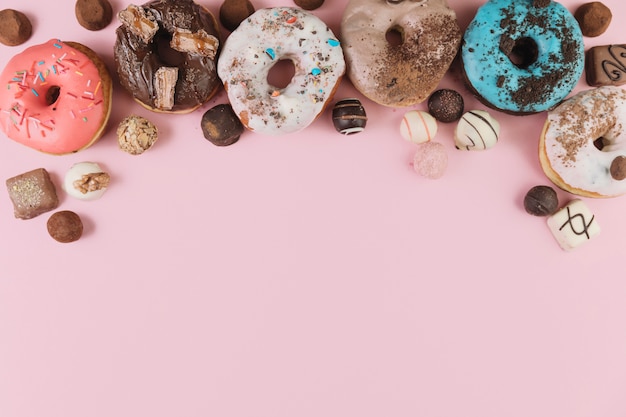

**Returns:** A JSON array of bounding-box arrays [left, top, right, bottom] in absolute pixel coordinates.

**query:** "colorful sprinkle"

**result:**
[[31, 88, 39, 97], [311, 67, 322, 76], [265, 48, 276, 60], [53, 43, 62, 49], [327, 39, 340, 47], [286, 16, 297, 24]]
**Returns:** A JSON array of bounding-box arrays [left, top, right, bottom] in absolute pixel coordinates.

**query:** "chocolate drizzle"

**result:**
[[114, 0, 221, 112], [601, 45, 626, 82]]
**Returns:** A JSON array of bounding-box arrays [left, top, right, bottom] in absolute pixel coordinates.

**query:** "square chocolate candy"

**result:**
[[586, 44, 626, 87], [6, 168, 59, 219]]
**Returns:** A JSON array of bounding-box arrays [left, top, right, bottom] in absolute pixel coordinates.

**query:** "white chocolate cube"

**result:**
[[546, 199, 600, 251]]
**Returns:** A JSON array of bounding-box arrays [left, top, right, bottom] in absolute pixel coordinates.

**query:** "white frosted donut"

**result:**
[[539, 86, 626, 198], [217, 7, 345, 135], [341, 0, 461, 107]]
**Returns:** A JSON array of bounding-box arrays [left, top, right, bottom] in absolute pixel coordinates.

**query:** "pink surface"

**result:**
[[1, 1, 625, 416]]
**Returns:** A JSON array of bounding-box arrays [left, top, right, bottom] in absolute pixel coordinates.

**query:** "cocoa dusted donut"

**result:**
[[341, 0, 462, 107], [114, 0, 221, 113]]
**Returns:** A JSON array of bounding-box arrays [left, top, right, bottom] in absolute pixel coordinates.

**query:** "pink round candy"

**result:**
[[413, 141, 448, 179]]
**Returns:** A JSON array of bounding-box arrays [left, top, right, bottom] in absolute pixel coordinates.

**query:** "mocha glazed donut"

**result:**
[[539, 87, 626, 198], [341, 0, 461, 107], [114, 0, 220, 113], [217, 7, 345, 135], [461, 0, 584, 114], [0, 39, 112, 154]]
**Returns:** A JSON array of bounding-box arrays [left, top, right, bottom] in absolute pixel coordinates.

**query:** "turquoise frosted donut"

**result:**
[[461, 0, 584, 114]]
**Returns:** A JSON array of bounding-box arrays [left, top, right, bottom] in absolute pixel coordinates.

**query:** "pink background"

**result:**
[[1, 0, 625, 416]]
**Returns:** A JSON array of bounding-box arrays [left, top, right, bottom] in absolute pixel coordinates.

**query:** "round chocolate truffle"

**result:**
[[523, 185, 558, 216], [75, 0, 113, 31], [427, 89, 464, 123], [201, 103, 244, 146], [575, 2, 612, 37], [47, 211, 84, 243], [0, 9, 32, 46], [332, 98, 367, 135], [294, 0, 325, 10], [219, 0, 255, 32]]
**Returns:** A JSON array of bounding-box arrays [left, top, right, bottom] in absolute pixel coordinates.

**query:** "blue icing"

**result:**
[[461, 0, 584, 113], [265, 48, 276, 60]]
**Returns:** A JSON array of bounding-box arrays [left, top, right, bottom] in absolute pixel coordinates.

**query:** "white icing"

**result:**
[[217, 7, 345, 135], [543, 86, 626, 197]]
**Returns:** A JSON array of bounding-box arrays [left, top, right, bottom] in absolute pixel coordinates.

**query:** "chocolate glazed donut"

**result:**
[[114, 0, 221, 113]]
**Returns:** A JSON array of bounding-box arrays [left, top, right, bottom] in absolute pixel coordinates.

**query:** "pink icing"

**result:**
[[0, 39, 109, 154]]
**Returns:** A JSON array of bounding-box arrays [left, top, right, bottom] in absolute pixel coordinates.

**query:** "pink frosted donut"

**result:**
[[0, 39, 112, 154]]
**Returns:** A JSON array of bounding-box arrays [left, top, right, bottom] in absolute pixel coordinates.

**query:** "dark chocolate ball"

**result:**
[[523, 185, 559, 216], [294, 0, 324, 10], [201, 104, 244, 146], [75, 0, 113, 31], [219, 0, 255, 32], [332, 98, 367, 135], [427, 89, 464, 123], [47, 211, 84, 243], [575, 2, 612, 37], [0, 9, 32, 46]]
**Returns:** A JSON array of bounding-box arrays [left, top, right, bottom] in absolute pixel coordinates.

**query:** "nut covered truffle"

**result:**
[[0, 9, 32, 46], [75, 0, 113, 31], [117, 115, 158, 155]]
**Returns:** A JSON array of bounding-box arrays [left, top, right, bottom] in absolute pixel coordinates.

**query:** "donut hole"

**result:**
[[507, 37, 539, 69], [155, 30, 185, 67], [385, 25, 404, 47], [45, 85, 61, 108], [266, 59, 296, 90]]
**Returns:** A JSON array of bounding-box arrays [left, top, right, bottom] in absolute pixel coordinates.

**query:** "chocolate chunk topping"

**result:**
[[610, 156, 626, 181]]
